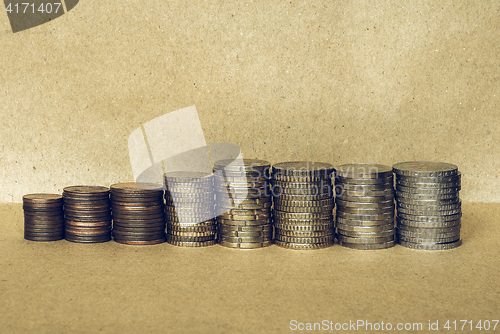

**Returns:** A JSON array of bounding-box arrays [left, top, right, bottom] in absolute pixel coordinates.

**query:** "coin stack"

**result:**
[[393, 161, 462, 250], [215, 159, 273, 249], [63, 186, 112, 243], [110, 182, 166, 245], [164, 172, 216, 247], [23, 194, 64, 241], [334, 164, 395, 250], [272, 161, 335, 250]]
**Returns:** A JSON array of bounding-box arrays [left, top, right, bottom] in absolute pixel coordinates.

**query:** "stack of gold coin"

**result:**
[[393, 161, 462, 250], [63, 186, 112, 243], [214, 159, 273, 249], [272, 161, 335, 250], [110, 182, 165, 245], [164, 171, 216, 247], [23, 193, 64, 241], [335, 164, 395, 250]]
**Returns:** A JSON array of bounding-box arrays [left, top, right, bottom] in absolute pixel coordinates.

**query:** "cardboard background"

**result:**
[[0, 0, 498, 203]]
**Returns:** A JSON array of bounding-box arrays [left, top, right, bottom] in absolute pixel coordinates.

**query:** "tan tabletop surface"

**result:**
[[1, 203, 498, 333]]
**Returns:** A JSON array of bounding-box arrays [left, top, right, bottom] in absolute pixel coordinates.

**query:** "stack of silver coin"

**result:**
[[393, 161, 462, 250], [334, 164, 395, 250], [272, 161, 335, 250], [214, 159, 273, 249], [110, 182, 166, 245], [164, 172, 217, 247]]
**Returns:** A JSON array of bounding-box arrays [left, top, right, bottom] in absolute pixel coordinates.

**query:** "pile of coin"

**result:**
[[63, 186, 112, 243], [272, 161, 335, 250], [393, 161, 462, 250], [215, 159, 273, 249], [110, 182, 165, 245], [23, 193, 64, 241], [335, 164, 395, 250], [164, 172, 216, 247]]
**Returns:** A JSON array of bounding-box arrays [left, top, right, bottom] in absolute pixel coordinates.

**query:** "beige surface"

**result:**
[[0, 1, 499, 202], [1, 203, 498, 333]]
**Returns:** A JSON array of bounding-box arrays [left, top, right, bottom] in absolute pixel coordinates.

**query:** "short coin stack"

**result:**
[[164, 172, 216, 247], [393, 161, 462, 250], [23, 194, 64, 241], [335, 164, 395, 250], [215, 159, 273, 249], [110, 182, 165, 245], [63, 186, 112, 243], [272, 161, 335, 250]]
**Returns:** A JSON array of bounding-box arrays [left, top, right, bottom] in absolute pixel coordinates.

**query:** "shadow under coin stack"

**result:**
[[110, 182, 165, 245], [23, 194, 64, 241], [393, 161, 462, 250], [334, 164, 395, 250], [272, 161, 335, 250], [215, 159, 273, 249], [63, 186, 112, 243], [164, 172, 216, 247]]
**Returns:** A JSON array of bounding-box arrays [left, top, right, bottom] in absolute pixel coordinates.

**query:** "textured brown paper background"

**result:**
[[0, 0, 498, 202], [0, 1, 499, 333]]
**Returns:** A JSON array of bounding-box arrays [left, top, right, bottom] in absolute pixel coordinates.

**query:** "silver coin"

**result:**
[[336, 194, 394, 203], [217, 218, 270, 226], [273, 198, 333, 207], [396, 229, 460, 239], [338, 229, 395, 238], [336, 222, 394, 232], [395, 191, 459, 200], [336, 211, 393, 221], [274, 223, 334, 232], [395, 172, 461, 183], [336, 199, 393, 208], [392, 161, 458, 177], [275, 229, 333, 237], [397, 212, 461, 222], [219, 240, 273, 249], [397, 201, 461, 211], [219, 235, 273, 243], [395, 185, 460, 195], [396, 207, 461, 216], [395, 179, 461, 189], [337, 235, 394, 244], [273, 211, 332, 220], [274, 240, 333, 249], [397, 239, 462, 250], [219, 224, 273, 232], [337, 206, 394, 215], [338, 240, 395, 250], [273, 204, 334, 213], [397, 234, 460, 244], [396, 217, 461, 228], [275, 235, 334, 244], [396, 224, 461, 234]]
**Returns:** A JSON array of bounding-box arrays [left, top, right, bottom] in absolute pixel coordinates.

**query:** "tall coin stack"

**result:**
[[215, 159, 273, 249], [23, 194, 64, 241], [63, 186, 112, 243], [164, 172, 216, 247], [334, 164, 395, 250], [110, 182, 166, 245], [393, 161, 462, 250], [272, 161, 335, 250]]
